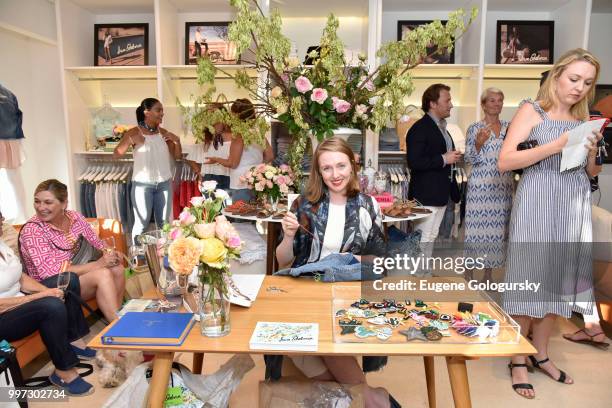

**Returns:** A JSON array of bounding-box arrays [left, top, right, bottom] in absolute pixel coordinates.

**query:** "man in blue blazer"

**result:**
[[406, 83, 461, 258]]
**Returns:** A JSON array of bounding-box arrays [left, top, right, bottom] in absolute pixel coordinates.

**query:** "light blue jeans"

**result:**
[[131, 179, 171, 244]]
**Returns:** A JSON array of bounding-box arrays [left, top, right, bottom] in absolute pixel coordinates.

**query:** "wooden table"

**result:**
[[89, 276, 535, 408]]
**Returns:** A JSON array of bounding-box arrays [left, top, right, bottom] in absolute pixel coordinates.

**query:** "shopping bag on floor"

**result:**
[[259, 378, 364, 408]]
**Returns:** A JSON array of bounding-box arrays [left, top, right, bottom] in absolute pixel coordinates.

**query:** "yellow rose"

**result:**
[[286, 56, 300, 69], [200, 237, 228, 268], [168, 237, 203, 275]]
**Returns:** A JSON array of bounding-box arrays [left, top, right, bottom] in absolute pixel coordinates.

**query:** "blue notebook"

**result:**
[[101, 312, 195, 346]]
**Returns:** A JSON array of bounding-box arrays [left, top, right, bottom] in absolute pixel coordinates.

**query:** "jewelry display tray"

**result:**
[[331, 286, 521, 344]]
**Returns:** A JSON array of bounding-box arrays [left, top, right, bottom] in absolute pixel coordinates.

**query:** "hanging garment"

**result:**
[[0, 84, 26, 169]]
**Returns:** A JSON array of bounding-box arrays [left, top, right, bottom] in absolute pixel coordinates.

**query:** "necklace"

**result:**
[[139, 121, 159, 133]]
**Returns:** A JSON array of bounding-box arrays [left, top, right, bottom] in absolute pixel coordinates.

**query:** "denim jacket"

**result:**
[[0, 85, 25, 140], [289, 191, 385, 268]]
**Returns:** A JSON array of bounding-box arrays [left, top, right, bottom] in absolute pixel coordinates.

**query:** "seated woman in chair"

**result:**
[[0, 210, 94, 395], [18, 179, 125, 358], [276, 137, 396, 408]]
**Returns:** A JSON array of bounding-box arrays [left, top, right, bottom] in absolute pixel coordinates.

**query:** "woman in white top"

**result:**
[[114, 98, 181, 243], [206, 98, 273, 203], [276, 138, 393, 408], [103, 31, 112, 64], [186, 103, 232, 189], [0, 211, 94, 395]]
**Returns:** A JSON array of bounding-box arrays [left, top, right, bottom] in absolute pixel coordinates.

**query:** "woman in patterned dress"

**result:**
[[498, 49, 604, 399], [464, 88, 513, 282]]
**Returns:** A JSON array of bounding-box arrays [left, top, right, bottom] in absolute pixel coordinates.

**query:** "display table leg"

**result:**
[[445, 356, 471, 408], [423, 356, 436, 408], [148, 352, 174, 408], [266, 222, 279, 275], [192, 353, 204, 374]]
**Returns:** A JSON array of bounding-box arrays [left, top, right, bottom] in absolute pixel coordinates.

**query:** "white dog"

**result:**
[[95, 350, 145, 388]]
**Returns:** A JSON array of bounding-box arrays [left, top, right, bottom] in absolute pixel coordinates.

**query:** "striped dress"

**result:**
[[502, 99, 594, 318], [464, 120, 513, 268]]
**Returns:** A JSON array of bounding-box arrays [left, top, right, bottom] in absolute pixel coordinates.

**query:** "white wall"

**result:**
[[588, 13, 612, 84], [0, 0, 56, 41], [0, 29, 69, 222]]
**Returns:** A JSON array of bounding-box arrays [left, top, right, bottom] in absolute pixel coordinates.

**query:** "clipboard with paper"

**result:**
[[559, 119, 606, 172]]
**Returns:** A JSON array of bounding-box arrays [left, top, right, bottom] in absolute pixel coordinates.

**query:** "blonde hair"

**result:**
[[306, 137, 360, 203], [480, 87, 504, 105], [537, 48, 600, 120]]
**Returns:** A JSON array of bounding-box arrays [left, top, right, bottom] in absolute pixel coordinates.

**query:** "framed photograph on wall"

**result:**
[[94, 23, 148, 66], [185, 22, 239, 65], [397, 20, 455, 64], [496, 21, 554, 64]]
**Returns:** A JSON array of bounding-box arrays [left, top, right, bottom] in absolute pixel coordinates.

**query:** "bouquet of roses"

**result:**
[[240, 163, 295, 202], [163, 181, 241, 294]]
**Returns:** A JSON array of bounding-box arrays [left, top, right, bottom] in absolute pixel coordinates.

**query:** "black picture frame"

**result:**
[[94, 23, 148, 66], [496, 20, 554, 65], [397, 20, 455, 64], [185, 22, 239, 65]]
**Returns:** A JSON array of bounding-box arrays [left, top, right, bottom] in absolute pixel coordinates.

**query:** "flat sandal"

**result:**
[[528, 356, 572, 384], [562, 328, 610, 350]]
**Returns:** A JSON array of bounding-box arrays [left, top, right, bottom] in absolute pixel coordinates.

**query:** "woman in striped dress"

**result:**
[[498, 49, 604, 399], [464, 88, 513, 282]]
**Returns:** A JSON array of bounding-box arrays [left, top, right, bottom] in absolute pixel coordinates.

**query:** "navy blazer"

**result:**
[[405, 114, 457, 206]]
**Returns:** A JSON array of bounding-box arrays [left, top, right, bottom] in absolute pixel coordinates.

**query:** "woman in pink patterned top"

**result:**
[[19, 180, 125, 357]]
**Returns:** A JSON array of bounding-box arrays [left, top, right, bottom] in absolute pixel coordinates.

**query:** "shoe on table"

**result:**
[[49, 373, 94, 396]]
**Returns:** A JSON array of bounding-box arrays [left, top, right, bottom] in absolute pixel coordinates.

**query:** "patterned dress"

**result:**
[[464, 120, 513, 268], [502, 99, 594, 318]]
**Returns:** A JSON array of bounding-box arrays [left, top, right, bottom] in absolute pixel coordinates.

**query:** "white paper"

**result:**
[[560, 119, 605, 172], [228, 273, 266, 307]]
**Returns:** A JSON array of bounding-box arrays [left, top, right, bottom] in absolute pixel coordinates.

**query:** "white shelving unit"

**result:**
[[54, 0, 597, 208]]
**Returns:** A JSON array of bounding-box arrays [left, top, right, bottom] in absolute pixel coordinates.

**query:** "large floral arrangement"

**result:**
[[240, 163, 295, 202], [180, 0, 476, 174], [164, 181, 241, 298]]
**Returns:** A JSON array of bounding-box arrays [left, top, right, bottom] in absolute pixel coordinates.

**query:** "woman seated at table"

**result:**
[[0, 210, 94, 395], [19, 179, 124, 357], [277, 137, 393, 408]]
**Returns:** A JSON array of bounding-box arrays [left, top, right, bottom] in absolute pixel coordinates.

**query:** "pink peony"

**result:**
[[332, 97, 351, 113], [294, 76, 313, 93], [311, 88, 328, 104]]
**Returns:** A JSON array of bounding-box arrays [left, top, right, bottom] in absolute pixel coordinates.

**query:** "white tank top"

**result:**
[[230, 144, 264, 189], [202, 142, 231, 177], [132, 131, 173, 183]]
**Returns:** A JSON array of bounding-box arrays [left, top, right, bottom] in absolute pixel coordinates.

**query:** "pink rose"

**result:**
[[280, 164, 290, 172], [255, 182, 265, 192], [256, 163, 266, 172], [360, 76, 375, 92], [193, 223, 216, 239], [311, 88, 328, 104], [266, 180, 273, 189], [294, 76, 313, 93], [227, 235, 241, 249], [179, 210, 196, 226], [355, 104, 368, 115], [169, 228, 183, 240], [215, 221, 232, 241], [332, 97, 351, 113], [276, 175, 287, 185]]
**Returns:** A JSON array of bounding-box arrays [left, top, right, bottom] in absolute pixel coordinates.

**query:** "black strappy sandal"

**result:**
[[528, 356, 572, 384], [508, 362, 535, 399]]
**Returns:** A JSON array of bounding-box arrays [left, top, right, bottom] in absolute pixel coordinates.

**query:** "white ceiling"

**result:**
[[68, 0, 154, 14], [486, 0, 573, 12], [592, 0, 612, 13]]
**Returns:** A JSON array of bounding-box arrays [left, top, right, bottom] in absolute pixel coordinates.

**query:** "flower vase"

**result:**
[[268, 195, 279, 212], [199, 282, 231, 337]]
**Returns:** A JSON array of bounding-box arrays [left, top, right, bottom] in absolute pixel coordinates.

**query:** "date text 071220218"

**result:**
[[0, 387, 68, 402]]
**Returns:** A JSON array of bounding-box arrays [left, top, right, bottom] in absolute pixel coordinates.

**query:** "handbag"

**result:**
[[18, 222, 103, 266], [70, 235, 103, 265]]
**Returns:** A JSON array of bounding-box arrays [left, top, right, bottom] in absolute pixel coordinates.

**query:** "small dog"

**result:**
[[95, 350, 145, 388]]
